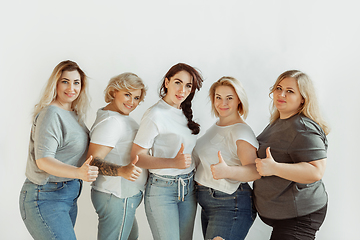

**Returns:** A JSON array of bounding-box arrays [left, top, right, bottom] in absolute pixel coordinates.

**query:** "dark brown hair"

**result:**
[[159, 63, 203, 134]]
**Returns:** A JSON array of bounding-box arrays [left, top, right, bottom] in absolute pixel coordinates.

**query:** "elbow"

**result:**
[[36, 158, 46, 171]]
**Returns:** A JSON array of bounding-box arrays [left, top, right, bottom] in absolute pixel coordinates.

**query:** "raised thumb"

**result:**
[[217, 151, 224, 163], [266, 147, 273, 159], [132, 155, 139, 165], [85, 155, 93, 165], [178, 143, 184, 154]]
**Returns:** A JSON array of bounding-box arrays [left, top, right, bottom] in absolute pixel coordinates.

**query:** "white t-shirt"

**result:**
[[134, 99, 197, 176], [194, 122, 259, 194], [90, 108, 147, 198]]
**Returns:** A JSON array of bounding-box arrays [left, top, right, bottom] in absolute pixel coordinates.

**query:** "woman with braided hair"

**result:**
[[131, 63, 203, 240]]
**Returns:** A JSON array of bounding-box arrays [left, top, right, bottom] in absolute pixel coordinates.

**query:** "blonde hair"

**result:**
[[209, 76, 249, 119], [104, 72, 147, 103], [270, 70, 330, 135], [33, 60, 89, 123]]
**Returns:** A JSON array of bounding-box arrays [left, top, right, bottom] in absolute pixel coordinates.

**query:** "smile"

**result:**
[[176, 95, 184, 100], [124, 103, 133, 109]]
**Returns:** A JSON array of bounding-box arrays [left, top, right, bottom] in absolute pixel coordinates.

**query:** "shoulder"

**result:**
[[142, 100, 168, 120], [290, 114, 326, 136], [230, 123, 259, 147], [36, 105, 63, 124]]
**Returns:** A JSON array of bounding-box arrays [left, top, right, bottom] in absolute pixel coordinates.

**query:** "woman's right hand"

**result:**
[[77, 156, 99, 182], [173, 143, 192, 169], [120, 155, 142, 181]]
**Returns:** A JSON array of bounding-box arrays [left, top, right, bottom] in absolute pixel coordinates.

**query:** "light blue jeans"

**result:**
[[197, 183, 257, 240], [91, 189, 143, 240], [145, 171, 197, 240], [19, 178, 82, 240]]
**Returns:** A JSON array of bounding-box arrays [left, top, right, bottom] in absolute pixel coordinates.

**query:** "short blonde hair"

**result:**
[[33, 60, 89, 123], [270, 70, 330, 135], [104, 72, 147, 103], [209, 76, 249, 119]]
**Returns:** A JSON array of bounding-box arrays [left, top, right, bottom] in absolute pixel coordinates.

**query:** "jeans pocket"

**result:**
[[19, 190, 27, 220]]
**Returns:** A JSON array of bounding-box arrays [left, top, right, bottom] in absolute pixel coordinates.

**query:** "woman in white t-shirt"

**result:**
[[131, 63, 203, 240], [87, 73, 147, 240], [193, 76, 261, 240]]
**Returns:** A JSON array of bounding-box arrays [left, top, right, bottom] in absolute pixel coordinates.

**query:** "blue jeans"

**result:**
[[145, 171, 197, 240], [196, 183, 257, 240], [91, 189, 143, 240], [19, 178, 82, 240]]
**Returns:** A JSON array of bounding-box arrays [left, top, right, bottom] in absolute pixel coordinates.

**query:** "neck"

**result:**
[[51, 100, 72, 111], [217, 113, 243, 126]]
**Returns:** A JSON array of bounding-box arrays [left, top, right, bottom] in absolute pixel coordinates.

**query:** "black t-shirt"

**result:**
[[253, 114, 328, 219]]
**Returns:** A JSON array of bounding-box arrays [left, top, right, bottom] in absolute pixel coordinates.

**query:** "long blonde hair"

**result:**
[[209, 76, 249, 119], [270, 70, 330, 135], [33, 60, 89, 122]]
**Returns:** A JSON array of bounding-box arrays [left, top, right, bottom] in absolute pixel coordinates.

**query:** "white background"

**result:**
[[1, 1, 359, 239]]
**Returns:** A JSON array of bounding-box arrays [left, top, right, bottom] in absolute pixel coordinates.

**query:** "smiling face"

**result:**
[[273, 77, 304, 119], [109, 89, 142, 115], [55, 70, 82, 110], [162, 70, 193, 108], [214, 85, 241, 120]]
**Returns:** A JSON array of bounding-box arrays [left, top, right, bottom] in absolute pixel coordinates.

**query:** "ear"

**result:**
[[164, 78, 169, 89]]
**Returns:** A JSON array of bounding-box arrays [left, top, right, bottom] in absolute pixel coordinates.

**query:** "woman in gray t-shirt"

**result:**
[[253, 70, 330, 240], [19, 60, 98, 240]]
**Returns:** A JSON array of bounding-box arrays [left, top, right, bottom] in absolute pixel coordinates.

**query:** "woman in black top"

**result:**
[[253, 70, 330, 240]]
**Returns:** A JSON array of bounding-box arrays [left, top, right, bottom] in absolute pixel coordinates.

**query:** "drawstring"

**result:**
[[152, 173, 193, 202], [178, 177, 186, 201]]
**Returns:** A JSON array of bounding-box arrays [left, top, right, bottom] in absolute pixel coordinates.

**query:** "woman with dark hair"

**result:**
[[131, 63, 203, 240], [19, 60, 98, 240], [253, 70, 329, 240]]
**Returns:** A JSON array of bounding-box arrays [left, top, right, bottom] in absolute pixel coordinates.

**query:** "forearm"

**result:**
[[36, 157, 80, 179], [226, 164, 261, 182], [134, 153, 175, 169], [91, 157, 121, 176], [274, 161, 325, 184]]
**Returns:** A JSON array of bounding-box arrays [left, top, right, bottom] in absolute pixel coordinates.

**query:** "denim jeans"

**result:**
[[196, 183, 257, 240], [260, 204, 327, 240], [91, 189, 143, 240], [144, 171, 197, 240], [19, 178, 82, 240]]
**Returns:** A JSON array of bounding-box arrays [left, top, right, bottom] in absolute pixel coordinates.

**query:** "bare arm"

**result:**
[[87, 142, 141, 181], [36, 156, 98, 182], [211, 140, 261, 182], [130, 143, 191, 169], [255, 147, 326, 184]]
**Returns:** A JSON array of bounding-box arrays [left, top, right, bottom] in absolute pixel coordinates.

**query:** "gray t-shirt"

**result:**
[[25, 105, 89, 185], [253, 114, 328, 219]]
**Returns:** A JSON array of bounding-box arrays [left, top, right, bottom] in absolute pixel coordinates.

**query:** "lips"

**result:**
[[65, 93, 76, 98], [176, 95, 184, 100], [123, 103, 133, 109]]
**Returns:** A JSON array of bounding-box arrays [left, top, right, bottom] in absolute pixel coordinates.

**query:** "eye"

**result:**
[[134, 97, 140, 100], [175, 81, 181, 85], [61, 80, 68, 84], [287, 90, 294, 93], [228, 97, 233, 100], [74, 81, 81, 85], [186, 84, 192, 89], [215, 96, 221, 100], [276, 86, 282, 91], [125, 93, 130, 97]]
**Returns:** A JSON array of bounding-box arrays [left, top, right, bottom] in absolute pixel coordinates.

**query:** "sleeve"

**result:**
[[34, 109, 62, 160], [90, 117, 123, 148], [288, 128, 327, 163], [192, 148, 201, 167], [231, 125, 259, 149], [133, 116, 159, 149]]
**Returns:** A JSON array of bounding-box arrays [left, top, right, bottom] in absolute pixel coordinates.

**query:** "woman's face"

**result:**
[[163, 70, 193, 108], [273, 77, 303, 119], [56, 70, 81, 110], [214, 85, 240, 119], [111, 89, 142, 115]]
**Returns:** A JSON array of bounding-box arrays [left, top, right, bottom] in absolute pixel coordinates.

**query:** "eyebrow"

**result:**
[[61, 78, 80, 81], [215, 93, 234, 97], [277, 84, 294, 90], [174, 78, 192, 84]]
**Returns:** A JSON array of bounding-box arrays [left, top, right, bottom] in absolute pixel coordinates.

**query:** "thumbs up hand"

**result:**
[[210, 151, 229, 180], [78, 155, 99, 182], [121, 155, 142, 182], [255, 147, 278, 176], [173, 143, 192, 169]]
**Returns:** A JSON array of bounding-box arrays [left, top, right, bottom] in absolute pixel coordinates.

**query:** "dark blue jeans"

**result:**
[[196, 183, 257, 240], [19, 179, 82, 240], [260, 204, 327, 240]]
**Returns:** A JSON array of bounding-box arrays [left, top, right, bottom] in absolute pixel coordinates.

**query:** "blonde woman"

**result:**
[[193, 76, 260, 240], [253, 70, 329, 240], [19, 60, 99, 240], [87, 73, 147, 240]]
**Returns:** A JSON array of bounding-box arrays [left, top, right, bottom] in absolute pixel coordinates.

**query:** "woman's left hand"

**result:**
[[255, 147, 278, 176]]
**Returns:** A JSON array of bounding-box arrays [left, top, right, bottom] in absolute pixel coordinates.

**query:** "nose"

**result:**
[[279, 90, 286, 97], [67, 83, 74, 91]]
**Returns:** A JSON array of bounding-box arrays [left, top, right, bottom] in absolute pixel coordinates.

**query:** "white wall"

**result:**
[[1, 1, 359, 239]]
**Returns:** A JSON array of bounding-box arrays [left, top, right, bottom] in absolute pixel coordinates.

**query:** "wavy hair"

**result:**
[[209, 76, 249, 119], [104, 72, 147, 103], [270, 70, 330, 135], [33, 60, 89, 123], [159, 63, 203, 135]]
